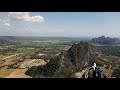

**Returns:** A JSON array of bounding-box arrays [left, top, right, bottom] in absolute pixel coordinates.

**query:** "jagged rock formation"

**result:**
[[67, 42, 95, 69], [26, 42, 96, 78]]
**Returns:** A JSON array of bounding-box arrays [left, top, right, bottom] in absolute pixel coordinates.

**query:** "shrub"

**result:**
[[112, 65, 120, 77]]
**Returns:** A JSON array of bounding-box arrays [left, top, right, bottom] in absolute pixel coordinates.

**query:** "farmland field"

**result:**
[[0, 40, 72, 78]]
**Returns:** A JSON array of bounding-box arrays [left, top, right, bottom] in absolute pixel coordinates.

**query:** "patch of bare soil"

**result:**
[[6, 69, 32, 78], [19, 59, 47, 69], [38, 53, 45, 56], [6, 59, 47, 78], [102, 67, 113, 77]]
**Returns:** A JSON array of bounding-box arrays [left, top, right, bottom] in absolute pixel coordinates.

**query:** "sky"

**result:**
[[0, 12, 120, 37]]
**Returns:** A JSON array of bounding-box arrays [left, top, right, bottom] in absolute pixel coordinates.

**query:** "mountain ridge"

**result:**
[[90, 36, 120, 45], [25, 42, 97, 78]]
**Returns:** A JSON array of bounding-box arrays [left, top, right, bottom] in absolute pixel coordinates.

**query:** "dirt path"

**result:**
[[74, 67, 90, 78], [1, 53, 22, 60], [0, 53, 22, 67]]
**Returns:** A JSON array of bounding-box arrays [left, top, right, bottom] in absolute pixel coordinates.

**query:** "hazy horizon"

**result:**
[[1, 35, 119, 39], [0, 12, 120, 37]]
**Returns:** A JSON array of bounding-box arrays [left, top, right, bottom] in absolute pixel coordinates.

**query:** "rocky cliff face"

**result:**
[[26, 42, 96, 78], [67, 42, 95, 69], [55, 42, 96, 77]]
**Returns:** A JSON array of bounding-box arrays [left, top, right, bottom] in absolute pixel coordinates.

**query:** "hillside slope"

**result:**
[[26, 42, 98, 78]]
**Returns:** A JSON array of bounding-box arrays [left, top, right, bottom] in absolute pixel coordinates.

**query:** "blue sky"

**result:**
[[0, 12, 120, 37]]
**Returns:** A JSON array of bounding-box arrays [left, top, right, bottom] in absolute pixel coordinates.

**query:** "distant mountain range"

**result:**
[[0, 36, 120, 45], [90, 36, 120, 45]]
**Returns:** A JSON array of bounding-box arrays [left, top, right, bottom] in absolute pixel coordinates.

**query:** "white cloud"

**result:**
[[8, 12, 44, 23], [3, 22, 10, 27]]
